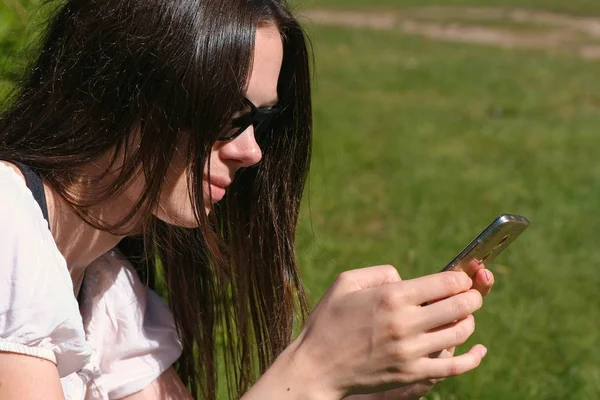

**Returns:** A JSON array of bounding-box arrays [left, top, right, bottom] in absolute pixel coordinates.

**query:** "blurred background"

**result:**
[[2, 0, 600, 399]]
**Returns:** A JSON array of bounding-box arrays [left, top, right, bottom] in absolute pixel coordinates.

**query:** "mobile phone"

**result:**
[[440, 214, 530, 273]]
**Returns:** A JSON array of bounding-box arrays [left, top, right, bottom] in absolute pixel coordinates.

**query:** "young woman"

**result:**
[[0, 0, 495, 399]]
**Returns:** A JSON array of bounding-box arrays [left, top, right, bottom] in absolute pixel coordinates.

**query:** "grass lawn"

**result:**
[[297, 18, 600, 400], [2, 1, 600, 399], [297, 0, 600, 16]]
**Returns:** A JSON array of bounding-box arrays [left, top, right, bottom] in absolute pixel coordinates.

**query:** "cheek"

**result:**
[[155, 168, 198, 227], [154, 156, 200, 227], [205, 143, 224, 173], [154, 146, 221, 226]]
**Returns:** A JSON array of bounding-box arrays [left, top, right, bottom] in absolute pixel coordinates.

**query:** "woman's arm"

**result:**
[[240, 340, 338, 400], [0, 353, 64, 399], [120, 343, 332, 400]]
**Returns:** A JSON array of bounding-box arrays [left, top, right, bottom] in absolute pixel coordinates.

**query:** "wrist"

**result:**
[[244, 337, 342, 400], [275, 337, 343, 400]]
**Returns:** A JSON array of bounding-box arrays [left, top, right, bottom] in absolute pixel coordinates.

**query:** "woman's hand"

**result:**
[[288, 264, 488, 399], [343, 260, 496, 400]]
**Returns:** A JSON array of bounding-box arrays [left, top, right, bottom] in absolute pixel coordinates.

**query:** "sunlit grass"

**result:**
[[297, 21, 600, 400]]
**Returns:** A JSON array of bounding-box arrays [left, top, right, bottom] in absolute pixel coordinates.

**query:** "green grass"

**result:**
[[2, 0, 600, 399], [0, 0, 38, 98], [297, 21, 600, 400], [296, 0, 600, 16]]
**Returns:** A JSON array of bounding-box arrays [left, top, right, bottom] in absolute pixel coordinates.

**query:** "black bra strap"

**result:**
[[12, 162, 50, 229], [4, 161, 86, 303]]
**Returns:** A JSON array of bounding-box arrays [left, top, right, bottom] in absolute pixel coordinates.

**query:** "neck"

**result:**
[[45, 182, 125, 279]]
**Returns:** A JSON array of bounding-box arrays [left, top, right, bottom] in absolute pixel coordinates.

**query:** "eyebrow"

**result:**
[[242, 96, 279, 110]]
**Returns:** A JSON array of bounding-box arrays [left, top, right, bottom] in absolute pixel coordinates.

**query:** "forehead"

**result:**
[[245, 24, 283, 107]]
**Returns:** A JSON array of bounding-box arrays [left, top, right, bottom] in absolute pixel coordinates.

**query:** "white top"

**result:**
[[0, 162, 182, 399]]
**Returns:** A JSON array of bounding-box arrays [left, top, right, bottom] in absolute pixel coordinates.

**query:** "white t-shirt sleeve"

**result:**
[[0, 163, 91, 377], [81, 250, 183, 399]]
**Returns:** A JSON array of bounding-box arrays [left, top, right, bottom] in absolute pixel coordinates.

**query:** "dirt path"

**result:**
[[302, 7, 600, 60]]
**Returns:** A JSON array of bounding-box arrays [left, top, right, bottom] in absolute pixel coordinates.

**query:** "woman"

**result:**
[[0, 0, 494, 399]]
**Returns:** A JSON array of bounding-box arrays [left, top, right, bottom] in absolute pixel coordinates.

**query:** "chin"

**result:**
[[153, 208, 202, 228]]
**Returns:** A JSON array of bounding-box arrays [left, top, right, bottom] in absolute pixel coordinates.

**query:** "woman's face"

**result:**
[[155, 24, 283, 227]]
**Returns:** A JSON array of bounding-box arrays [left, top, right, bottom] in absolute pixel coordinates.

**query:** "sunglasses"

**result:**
[[218, 98, 282, 141]]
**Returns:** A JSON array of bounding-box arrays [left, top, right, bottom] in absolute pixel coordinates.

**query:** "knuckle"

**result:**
[[467, 314, 476, 332], [453, 297, 473, 316], [454, 320, 474, 344], [381, 264, 401, 280], [390, 342, 414, 364], [378, 287, 401, 312], [441, 272, 468, 294], [453, 292, 482, 316], [471, 291, 484, 310], [445, 361, 462, 377], [395, 370, 418, 385], [387, 318, 411, 341], [334, 271, 355, 290], [383, 366, 416, 385], [443, 352, 482, 377], [336, 270, 352, 284]]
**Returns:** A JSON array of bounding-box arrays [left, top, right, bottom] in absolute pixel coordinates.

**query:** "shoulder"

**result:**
[[0, 160, 25, 181], [0, 160, 27, 194], [0, 161, 46, 230], [0, 162, 90, 377], [0, 160, 62, 283], [0, 161, 27, 206]]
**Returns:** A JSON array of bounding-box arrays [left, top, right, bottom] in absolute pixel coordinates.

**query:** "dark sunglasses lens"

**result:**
[[254, 117, 273, 136], [254, 110, 281, 137], [219, 113, 253, 141], [218, 107, 281, 141]]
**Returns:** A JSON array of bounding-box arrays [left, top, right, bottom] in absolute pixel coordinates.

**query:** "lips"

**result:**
[[203, 176, 231, 203]]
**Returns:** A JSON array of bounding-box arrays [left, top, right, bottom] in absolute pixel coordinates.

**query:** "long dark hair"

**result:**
[[0, 0, 312, 398]]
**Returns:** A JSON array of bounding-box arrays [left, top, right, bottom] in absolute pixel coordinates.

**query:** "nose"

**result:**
[[219, 125, 263, 168]]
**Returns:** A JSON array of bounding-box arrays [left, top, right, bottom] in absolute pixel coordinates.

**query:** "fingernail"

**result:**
[[480, 346, 488, 357], [484, 270, 491, 282]]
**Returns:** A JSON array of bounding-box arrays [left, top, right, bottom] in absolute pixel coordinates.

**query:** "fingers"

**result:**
[[413, 315, 475, 357], [447, 259, 495, 297], [416, 289, 483, 331], [397, 271, 473, 305], [416, 344, 488, 380], [336, 265, 402, 291], [462, 259, 485, 278], [472, 268, 495, 296], [429, 347, 455, 359]]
